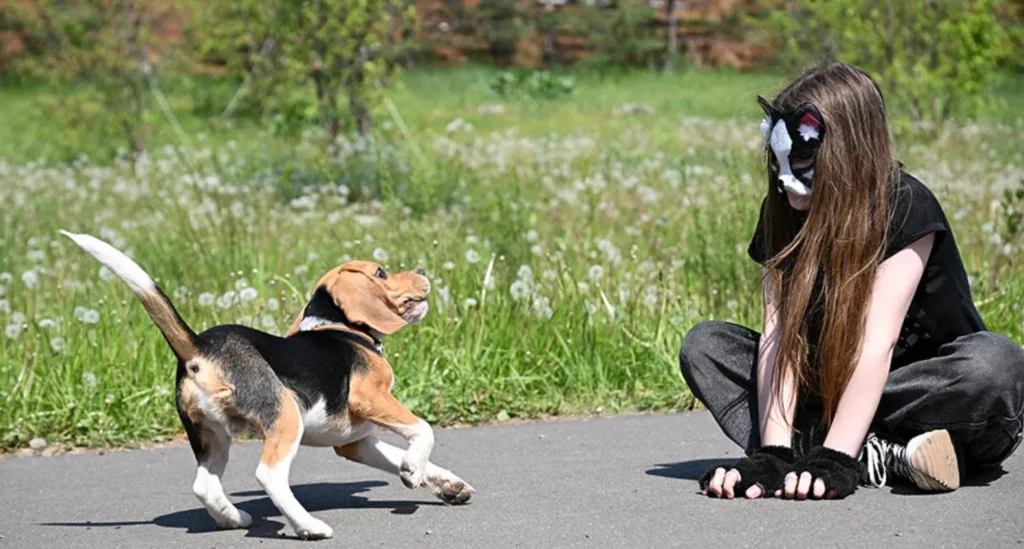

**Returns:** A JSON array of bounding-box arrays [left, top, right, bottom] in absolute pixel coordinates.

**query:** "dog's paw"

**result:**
[[294, 518, 333, 540], [434, 478, 475, 505], [213, 509, 253, 529], [400, 460, 427, 489]]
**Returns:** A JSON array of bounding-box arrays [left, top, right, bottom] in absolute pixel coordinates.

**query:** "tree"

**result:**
[[192, 0, 416, 144], [758, 0, 1013, 123], [11, 0, 182, 156]]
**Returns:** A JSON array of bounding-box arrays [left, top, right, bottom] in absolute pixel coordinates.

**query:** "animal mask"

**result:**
[[758, 95, 825, 196]]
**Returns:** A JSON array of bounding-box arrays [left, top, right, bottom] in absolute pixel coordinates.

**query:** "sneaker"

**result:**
[[860, 430, 960, 492]]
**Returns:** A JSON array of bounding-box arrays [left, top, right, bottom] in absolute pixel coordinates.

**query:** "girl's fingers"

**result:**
[[723, 469, 741, 499], [745, 484, 763, 499], [783, 472, 798, 498], [797, 471, 813, 499], [709, 467, 726, 497], [812, 477, 827, 499]]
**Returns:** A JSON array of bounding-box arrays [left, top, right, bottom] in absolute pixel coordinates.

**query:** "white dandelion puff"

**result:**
[[373, 248, 389, 262], [517, 265, 534, 282], [234, 278, 250, 291], [198, 292, 215, 307], [81, 371, 97, 389], [294, 265, 309, 277], [50, 336, 66, 353], [11, 312, 26, 325], [5, 324, 21, 339], [588, 265, 604, 282], [464, 298, 478, 308], [531, 244, 543, 256], [510, 280, 531, 302], [442, 261, 455, 271], [465, 249, 480, 264], [21, 270, 39, 289], [532, 296, 553, 320], [525, 230, 539, 243], [0, 299, 8, 313], [643, 285, 659, 309], [26, 250, 45, 263], [261, 315, 276, 329], [0, 273, 11, 284], [576, 281, 590, 294], [239, 287, 258, 303], [39, 318, 55, 329], [267, 298, 280, 311], [80, 309, 100, 324], [99, 266, 115, 282], [216, 291, 238, 309]]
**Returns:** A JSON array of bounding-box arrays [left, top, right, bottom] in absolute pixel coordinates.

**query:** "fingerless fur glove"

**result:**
[[790, 446, 865, 499], [698, 445, 796, 494]]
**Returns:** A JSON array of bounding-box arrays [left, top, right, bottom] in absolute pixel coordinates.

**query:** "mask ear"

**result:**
[[796, 102, 825, 142], [757, 95, 774, 116], [328, 271, 408, 335]]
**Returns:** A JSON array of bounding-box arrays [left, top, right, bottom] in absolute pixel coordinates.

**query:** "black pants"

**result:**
[[678, 321, 1024, 476]]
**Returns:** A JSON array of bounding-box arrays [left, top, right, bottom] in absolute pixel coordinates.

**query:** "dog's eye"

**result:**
[[375, 268, 388, 280]]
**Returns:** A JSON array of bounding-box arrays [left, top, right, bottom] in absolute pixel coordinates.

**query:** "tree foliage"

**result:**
[[190, 0, 416, 144], [757, 0, 1014, 122]]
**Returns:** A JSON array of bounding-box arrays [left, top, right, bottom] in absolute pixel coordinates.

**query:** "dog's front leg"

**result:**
[[353, 393, 434, 489], [335, 436, 475, 504]]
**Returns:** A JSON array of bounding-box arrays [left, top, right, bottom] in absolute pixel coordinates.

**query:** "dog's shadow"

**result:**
[[646, 458, 723, 481], [41, 480, 443, 540]]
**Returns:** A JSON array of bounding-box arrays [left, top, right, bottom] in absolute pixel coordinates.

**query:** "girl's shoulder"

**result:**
[[885, 169, 949, 259]]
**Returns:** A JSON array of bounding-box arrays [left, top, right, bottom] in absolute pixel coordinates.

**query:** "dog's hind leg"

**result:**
[[335, 436, 475, 505], [255, 390, 333, 540], [192, 426, 252, 529]]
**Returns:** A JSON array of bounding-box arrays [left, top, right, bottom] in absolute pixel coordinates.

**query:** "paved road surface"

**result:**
[[1, 411, 1021, 548]]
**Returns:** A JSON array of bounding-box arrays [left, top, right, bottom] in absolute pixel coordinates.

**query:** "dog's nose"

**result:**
[[414, 268, 426, 276]]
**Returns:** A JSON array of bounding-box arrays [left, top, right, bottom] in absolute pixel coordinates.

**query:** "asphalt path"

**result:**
[[1, 411, 1021, 548]]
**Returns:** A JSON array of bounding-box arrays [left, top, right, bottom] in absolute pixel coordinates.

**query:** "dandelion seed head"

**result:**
[[198, 292, 215, 307], [234, 278, 250, 291], [261, 315, 276, 329], [239, 287, 258, 303], [39, 318, 55, 329], [21, 270, 39, 289], [510, 280, 531, 302], [465, 249, 480, 264], [99, 266, 115, 281], [11, 312, 26, 325], [588, 265, 604, 282], [81, 309, 100, 324], [0, 299, 9, 313], [267, 298, 280, 311], [0, 273, 11, 284], [50, 336, 65, 353], [464, 298, 478, 308], [82, 371, 97, 388], [5, 324, 21, 339], [442, 261, 455, 271], [373, 248, 389, 262]]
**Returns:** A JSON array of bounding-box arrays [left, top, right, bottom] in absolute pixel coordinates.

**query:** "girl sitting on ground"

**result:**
[[679, 61, 1024, 500]]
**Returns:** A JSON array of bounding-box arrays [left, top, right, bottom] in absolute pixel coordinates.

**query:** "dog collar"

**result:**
[[298, 316, 384, 355]]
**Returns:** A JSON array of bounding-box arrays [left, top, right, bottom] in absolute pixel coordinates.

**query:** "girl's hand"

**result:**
[[698, 446, 795, 499], [773, 446, 863, 500]]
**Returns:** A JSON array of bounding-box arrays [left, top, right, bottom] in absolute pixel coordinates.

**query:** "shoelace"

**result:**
[[861, 433, 912, 488]]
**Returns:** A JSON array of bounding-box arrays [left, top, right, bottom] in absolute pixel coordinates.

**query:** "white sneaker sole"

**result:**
[[906, 429, 960, 492]]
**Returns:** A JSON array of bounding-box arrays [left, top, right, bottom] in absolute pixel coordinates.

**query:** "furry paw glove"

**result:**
[[789, 446, 865, 499], [698, 445, 795, 494]]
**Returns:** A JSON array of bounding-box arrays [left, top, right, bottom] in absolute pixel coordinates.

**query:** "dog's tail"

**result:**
[[60, 230, 198, 362]]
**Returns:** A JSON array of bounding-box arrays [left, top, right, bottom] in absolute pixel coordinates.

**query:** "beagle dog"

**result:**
[[60, 231, 474, 540]]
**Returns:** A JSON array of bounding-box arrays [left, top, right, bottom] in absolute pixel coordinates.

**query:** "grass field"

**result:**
[[1, 66, 1023, 451]]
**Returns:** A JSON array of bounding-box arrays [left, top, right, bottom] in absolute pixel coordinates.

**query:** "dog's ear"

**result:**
[[327, 271, 408, 335]]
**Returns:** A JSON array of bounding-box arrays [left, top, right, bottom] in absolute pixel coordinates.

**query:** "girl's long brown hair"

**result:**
[[763, 62, 899, 426]]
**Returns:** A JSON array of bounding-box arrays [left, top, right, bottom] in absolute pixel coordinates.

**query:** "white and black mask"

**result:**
[[758, 95, 825, 197]]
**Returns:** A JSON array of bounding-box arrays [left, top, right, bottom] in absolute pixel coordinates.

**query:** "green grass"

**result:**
[[1, 66, 1023, 451]]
